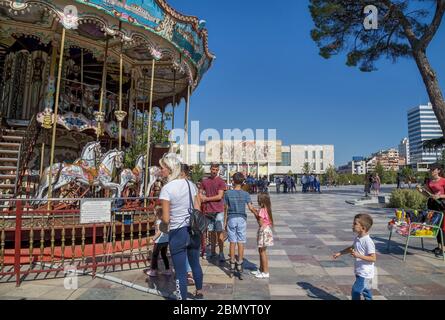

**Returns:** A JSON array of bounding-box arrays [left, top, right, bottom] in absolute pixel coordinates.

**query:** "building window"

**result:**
[[312, 151, 316, 159], [312, 163, 316, 170], [320, 162, 324, 171], [305, 151, 308, 159], [320, 151, 323, 159], [199, 152, 205, 164], [281, 152, 291, 166]]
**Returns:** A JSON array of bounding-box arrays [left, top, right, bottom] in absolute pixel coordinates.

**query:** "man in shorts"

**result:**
[[200, 163, 227, 262]]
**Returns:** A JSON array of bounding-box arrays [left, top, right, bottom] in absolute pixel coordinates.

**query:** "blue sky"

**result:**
[[167, 0, 445, 166]]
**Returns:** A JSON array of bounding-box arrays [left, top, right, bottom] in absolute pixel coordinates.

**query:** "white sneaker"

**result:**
[[250, 270, 261, 275], [255, 272, 269, 279]]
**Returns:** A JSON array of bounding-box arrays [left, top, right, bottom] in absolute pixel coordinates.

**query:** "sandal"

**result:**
[[194, 291, 204, 300]]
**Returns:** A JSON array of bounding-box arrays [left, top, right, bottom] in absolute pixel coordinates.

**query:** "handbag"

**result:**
[[186, 180, 210, 236]]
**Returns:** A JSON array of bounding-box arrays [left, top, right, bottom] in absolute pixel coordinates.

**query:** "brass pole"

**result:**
[[184, 85, 191, 164], [171, 69, 176, 137], [39, 143, 45, 177], [97, 37, 110, 140], [47, 28, 66, 207], [144, 59, 156, 207], [118, 43, 123, 150], [80, 48, 84, 114]]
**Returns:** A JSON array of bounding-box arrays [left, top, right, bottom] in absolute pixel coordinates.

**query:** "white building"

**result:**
[[178, 142, 334, 180], [398, 138, 410, 165], [338, 158, 367, 175], [408, 103, 443, 164]]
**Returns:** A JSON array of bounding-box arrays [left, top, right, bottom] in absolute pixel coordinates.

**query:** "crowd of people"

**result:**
[[245, 175, 270, 193], [147, 156, 274, 300]]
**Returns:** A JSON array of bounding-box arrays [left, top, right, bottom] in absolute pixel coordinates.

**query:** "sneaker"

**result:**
[[218, 252, 226, 262], [146, 269, 158, 277], [250, 270, 261, 276], [194, 292, 204, 300], [162, 269, 172, 276], [255, 272, 269, 279]]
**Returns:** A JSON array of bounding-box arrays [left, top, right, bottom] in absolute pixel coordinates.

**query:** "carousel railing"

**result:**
[[0, 196, 157, 287], [14, 115, 39, 197]]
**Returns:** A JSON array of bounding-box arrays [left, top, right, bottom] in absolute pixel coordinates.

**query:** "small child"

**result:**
[[252, 192, 274, 279], [224, 172, 258, 278], [146, 208, 171, 277], [333, 214, 376, 300]]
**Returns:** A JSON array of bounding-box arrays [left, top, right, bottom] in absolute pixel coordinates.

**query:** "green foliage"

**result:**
[[400, 166, 415, 183], [190, 164, 205, 184], [389, 189, 427, 210], [124, 109, 171, 168], [302, 163, 311, 175], [374, 162, 385, 180], [325, 165, 338, 185], [383, 169, 397, 184], [309, 0, 436, 72]]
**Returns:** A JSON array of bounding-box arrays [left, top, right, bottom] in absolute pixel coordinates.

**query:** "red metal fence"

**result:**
[[0, 197, 157, 286]]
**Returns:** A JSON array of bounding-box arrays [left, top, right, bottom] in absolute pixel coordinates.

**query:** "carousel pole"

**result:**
[[95, 36, 110, 140], [183, 85, 191, 164], [47, 28, 67, 208], [171, 69, 176, 132], [144, 59, 156, 207], [80, 48, 84, 114], [114, 37, 126, 151]]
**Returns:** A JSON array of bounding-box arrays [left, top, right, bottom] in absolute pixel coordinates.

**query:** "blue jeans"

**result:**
[[169, 227, 203, 300], [351, 276, 373, 300]]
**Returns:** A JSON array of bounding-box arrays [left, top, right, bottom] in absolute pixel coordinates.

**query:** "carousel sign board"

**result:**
[[80, 199, 112, 224]]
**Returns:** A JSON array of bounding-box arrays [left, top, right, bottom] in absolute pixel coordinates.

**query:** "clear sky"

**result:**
[[167, 0, 445, 166]]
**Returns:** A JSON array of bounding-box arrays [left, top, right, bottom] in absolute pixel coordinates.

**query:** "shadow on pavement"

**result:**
[[296, 282, 341, 300]]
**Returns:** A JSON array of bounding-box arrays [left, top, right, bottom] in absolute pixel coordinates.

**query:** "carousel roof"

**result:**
[[0, 0, 215, 110]]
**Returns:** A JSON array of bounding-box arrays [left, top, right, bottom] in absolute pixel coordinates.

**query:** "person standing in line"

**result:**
[[251, 192, 274, 279], [200, 163, 227, 262], [224, 172, 258, 279], [275, 176, 281, 193]]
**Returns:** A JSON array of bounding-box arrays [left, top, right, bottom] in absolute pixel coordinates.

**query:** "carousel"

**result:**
[[0, 0, 214, 280]]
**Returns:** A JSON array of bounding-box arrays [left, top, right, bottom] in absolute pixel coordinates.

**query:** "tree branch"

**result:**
[[419, 0, 445, 49], [381, 0, 419, 46]]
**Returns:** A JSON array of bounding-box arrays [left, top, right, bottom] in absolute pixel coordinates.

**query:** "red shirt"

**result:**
[[201, 176, 226, 213], [427, 178, 445, 195]]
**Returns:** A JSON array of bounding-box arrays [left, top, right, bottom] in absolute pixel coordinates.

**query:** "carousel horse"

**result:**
[[35, 149, 123, 200], [72, 141, 102, 169], [119, 155, 162, 198]]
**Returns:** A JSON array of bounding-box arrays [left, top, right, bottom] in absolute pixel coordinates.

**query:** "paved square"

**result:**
[[1, 186, 444, 300]]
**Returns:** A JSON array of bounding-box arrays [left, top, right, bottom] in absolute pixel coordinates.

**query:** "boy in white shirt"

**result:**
[[333, 213, 376, 300]]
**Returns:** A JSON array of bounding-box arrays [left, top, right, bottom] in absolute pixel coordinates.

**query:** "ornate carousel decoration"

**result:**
[[0, 0, 214, 265]]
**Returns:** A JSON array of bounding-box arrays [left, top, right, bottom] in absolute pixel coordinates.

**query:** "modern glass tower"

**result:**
[[407, 103, 443, 164]]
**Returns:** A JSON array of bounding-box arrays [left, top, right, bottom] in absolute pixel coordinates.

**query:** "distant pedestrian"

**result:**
[[275, 176, 281, 193]]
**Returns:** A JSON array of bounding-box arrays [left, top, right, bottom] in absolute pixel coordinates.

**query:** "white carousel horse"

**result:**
[[118, 155, 161, 198], [72, 141, 102, 169], [35, 149, 123, 200]]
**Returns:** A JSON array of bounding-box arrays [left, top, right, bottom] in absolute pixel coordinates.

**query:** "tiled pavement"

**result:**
[[1, 186, 445, 300]]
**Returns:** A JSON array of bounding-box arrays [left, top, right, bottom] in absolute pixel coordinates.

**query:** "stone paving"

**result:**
[[1, 185, 445, 300]]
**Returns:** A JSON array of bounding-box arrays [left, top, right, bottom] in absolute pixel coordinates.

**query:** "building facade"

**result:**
[[366, 148, 405, 172], [408, 103, 443, 164], [337, 157, 367, 175], [398, 137, 410, 165], [179, 142, 334, 181]]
